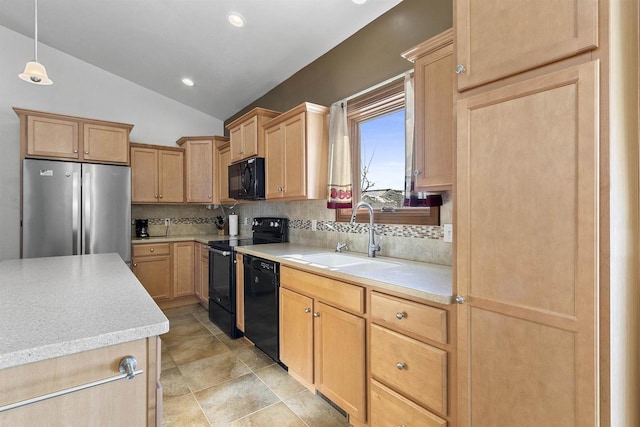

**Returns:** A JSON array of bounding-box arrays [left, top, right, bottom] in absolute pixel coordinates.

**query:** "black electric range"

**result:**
[[207, 217, 288, 338]]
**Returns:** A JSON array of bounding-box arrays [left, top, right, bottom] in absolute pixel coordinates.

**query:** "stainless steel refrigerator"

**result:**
[[22, 159, 131, 264]]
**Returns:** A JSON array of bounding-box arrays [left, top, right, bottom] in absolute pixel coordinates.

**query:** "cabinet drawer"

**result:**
[[370, 379, 446, 427], [281, 266, 364, 314], [370, 324, 447, 415], [371, 291, 447, 344], [132, 243, 170, 257]]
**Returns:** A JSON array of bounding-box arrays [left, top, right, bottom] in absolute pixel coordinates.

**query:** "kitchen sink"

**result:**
[[282, 252, 399, 269]]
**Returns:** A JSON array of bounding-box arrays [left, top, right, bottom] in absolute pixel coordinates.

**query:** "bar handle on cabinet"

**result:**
[[0, 356, 143, 413]]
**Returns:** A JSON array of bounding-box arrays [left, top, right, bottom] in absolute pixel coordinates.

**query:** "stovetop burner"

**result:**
[[208, 216, 288, 250]]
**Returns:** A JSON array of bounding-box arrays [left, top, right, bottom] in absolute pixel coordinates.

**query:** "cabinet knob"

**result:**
[[73, 149, 78, 153], [395, 312, 406, 320], [133, 263, 137, 267], [313, 312, 320, 318], [304, 307, 311, 313], [155, 194, 159, 198], [84, 151, 89, 155], [159, 195, 163, 199], [455, 64, 466, 74], [208, 195, 212, 199], [456, 295, 465, 304], [396, 362, 406, 370], [150, 248, 154, 252]]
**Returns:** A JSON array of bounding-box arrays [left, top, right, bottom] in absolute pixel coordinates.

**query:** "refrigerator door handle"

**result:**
[[72, 171, 81, 255], [83, 172, 91, 254]]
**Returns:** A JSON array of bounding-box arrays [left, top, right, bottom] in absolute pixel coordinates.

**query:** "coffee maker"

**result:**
[[135, 219, 149, 238]]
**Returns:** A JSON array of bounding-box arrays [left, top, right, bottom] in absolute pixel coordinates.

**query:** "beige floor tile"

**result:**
[[201, 319, 223, 335], [167, 334, 230, 366], [187, 303, 207, 314], [234, 346, 276, 372], [229, 402, 306, 427], [163, 306, 195, 318], [162, 394, 210, 427], [255, 364, 306, 400], [161, 350, 177, 372], [160, 367, 191, 398], [216, 333, 252, 350], [162, 322, 212, 347], [284, 390, 350, 427], [179, 352, 251, 392], [194, 374, 279, 427]]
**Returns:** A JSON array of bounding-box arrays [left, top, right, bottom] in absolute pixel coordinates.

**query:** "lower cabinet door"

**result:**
[[314, 302, 366, 422], [132, 255, 171, 301], [279, 287, 314, 386], [370, 379, 447, 427]]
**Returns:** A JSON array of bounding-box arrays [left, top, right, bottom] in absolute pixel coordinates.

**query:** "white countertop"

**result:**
[[0, 253, 169, 370], [235, 243, 453, 305]]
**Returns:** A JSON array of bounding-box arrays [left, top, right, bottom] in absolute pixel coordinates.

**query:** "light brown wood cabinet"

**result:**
[[226, 108, 280, 163], [14, 108, 133, 165], [132, 241, 197, 306], [214, 137, 234, 204], [235, 253, 244, 331], [369, 291, 450, 425], [263, 103, 329, 200], [131, 243, 172, 301], [177, 136, 231, 204], [455, 0, 598, 90], [130, 143, 184, 204], [402, 29, 454, 191], [0, 338, 160, 426], [456, 60, 599, 427], [194, 243, 209, 306], [172, 242, 194, 298], [279, 266, 366, 424]]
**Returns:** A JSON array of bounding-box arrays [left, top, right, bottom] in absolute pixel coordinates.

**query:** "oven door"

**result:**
[[208, 247, 234, 312]]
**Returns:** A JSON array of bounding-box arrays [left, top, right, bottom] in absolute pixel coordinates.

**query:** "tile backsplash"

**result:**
[[132, 193, 452, 266]]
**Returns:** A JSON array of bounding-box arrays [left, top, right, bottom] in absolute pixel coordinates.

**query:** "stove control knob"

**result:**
[[274, 221, 280, 228]]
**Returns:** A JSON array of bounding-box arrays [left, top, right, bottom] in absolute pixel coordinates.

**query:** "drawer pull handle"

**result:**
[[304, 308, 311, 313], [0, 356, 143, 413], [395, 312, 406, 320], [396, 362, 406, 370], [313, 312, 320, 318]]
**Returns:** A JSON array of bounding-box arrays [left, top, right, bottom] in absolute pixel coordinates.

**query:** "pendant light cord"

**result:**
[[34, 0, 38, 61]]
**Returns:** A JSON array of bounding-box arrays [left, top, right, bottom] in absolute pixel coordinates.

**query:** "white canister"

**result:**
[[228, 214, 239, 236]]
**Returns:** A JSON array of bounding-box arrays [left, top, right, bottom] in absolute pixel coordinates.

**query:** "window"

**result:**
[[335, 78, 440, 225]]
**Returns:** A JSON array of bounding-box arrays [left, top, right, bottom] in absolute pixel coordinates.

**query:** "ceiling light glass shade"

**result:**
[[227, 12, 245, 28], [19, 61, 52, 85]]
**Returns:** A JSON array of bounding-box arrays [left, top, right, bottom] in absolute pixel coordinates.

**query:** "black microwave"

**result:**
[[228, 157, 266, 200]]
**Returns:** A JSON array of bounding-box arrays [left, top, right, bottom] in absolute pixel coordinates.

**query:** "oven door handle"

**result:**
[[207, 247, 231, 257]]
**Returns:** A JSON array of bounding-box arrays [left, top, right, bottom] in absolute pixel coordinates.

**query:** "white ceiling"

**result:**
[[0, 0, 402, 120]]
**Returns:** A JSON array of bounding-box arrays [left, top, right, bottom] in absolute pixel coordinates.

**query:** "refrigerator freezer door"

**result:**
[[22, 159, 81, 258], [82, 163, 131, 263]]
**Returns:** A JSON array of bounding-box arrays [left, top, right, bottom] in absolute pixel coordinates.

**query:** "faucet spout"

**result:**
[[349, 202, 381, 257]]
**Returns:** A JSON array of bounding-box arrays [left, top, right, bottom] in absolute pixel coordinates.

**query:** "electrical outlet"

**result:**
[[311, 219, 317, 231], [443, 224, 453, 243], [164, 218, 170, 226]]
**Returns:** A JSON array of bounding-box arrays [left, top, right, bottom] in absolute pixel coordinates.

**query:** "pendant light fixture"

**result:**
[[19, 0, 52, 85]]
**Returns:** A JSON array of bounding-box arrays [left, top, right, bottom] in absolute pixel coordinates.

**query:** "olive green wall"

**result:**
[[224, 0, 453, 127]]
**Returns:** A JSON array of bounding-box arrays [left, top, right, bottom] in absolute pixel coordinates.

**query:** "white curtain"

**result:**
[[326, 100, 353, 209], [403, 71, 417, 206]]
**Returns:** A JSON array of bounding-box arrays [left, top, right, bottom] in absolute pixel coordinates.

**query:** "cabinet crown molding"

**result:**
[[263, 102, 329, 128], [401, 27, 454, 63], [225, 107, 281, 130], [175, 135, 228, 146], [13, 107, 134, 130]]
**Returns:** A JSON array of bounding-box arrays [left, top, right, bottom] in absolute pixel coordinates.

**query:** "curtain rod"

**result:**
[[342, 69, 413, 103]]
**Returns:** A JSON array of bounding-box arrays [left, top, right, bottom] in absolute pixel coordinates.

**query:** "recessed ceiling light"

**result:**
[[181, 78, 195, 87], [352, 0, 368, 4], [227, 12, 245, 28]]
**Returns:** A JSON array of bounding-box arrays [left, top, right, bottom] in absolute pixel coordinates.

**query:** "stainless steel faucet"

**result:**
[[349, 201, 381, 257]]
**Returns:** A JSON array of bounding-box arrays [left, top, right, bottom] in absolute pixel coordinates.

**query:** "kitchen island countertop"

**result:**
[[0, 253, 168, 370], [235, 243, 453, 305]]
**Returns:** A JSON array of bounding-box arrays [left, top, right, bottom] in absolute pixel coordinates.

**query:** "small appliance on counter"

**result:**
[[135, 219, 149, 238]]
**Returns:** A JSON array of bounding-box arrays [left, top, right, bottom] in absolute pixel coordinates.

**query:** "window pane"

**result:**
[[359, 109, 405, 209]]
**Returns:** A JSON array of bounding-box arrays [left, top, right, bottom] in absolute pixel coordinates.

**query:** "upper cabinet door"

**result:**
[[184, 139, 213, 203], [158, 150, 184, 203], [282, 112, 306, 198], [27, 116, 79, 159], [131, 146, 158, 203], [456, 0, 598, 90], [83, 123, 129, 164]]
